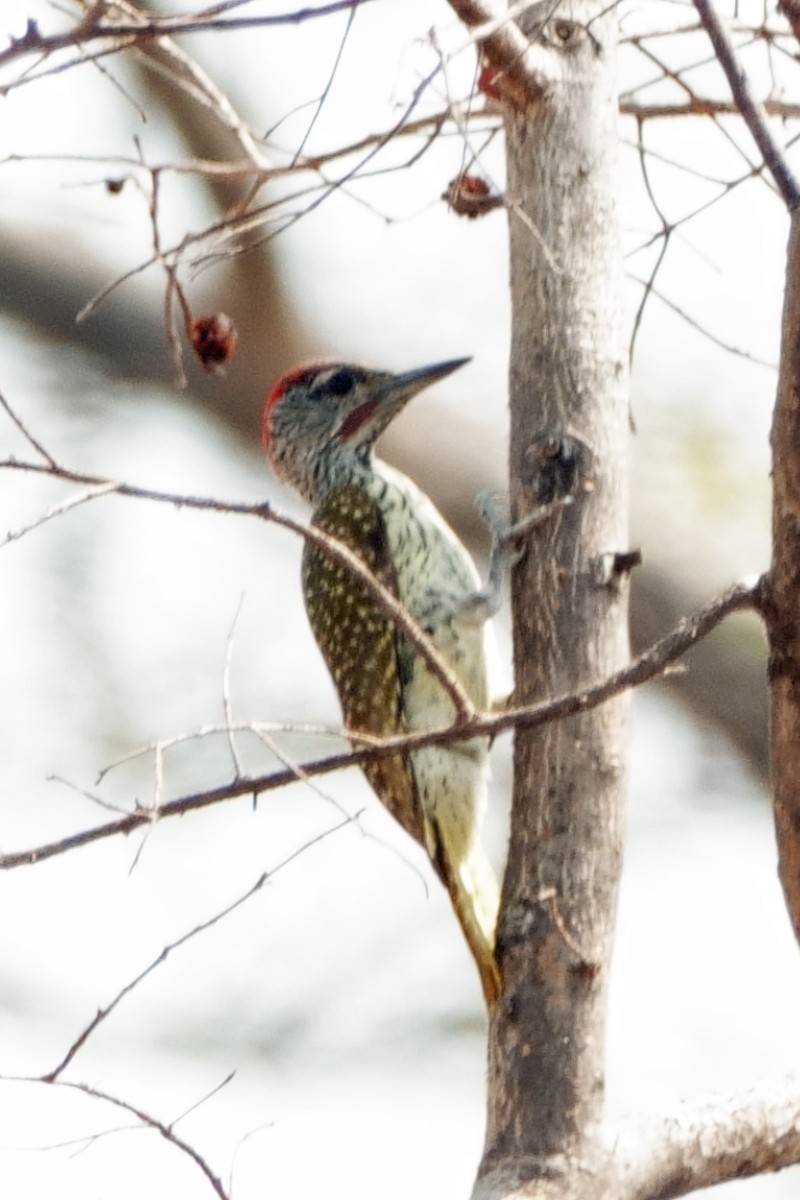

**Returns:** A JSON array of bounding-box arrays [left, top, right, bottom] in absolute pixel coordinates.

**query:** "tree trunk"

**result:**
[[476, 5, 629, 1196], [767, 210, 800, 945]]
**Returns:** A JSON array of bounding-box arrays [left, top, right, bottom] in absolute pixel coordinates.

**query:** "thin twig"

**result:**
[[92, 716, 428, 882], [43, 813, 355, 1080], [0, 388, 60, 466], [94, 720, 341, 782], [74, 63, 451, 321], [693, 0, 800, 209], [621, 98, 800, 119], [171, 1072, 236, 1129], [2, 481, 120, 545], [627, 274, 777, 368], [222, 597, 246, 782], [30, 1079, 229, 1200], [629, 118, 673, 364], [0, 0, 381, 71], [291, 0, 357, 167]]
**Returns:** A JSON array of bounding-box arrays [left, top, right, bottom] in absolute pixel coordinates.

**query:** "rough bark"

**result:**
[[767, 210, 800, 946], [476, 4, 629, 1196], [615, 1076, 800, 1199]]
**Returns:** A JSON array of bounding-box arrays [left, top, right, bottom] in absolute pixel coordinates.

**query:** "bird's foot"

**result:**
[[457, 489, 573, 624]]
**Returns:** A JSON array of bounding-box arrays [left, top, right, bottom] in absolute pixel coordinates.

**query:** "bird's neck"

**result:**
[[287, 444, 376, 508], [300, 441, 376, 507]]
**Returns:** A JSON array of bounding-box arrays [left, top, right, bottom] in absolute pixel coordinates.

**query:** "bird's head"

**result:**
[[262, 357, 470, 504]]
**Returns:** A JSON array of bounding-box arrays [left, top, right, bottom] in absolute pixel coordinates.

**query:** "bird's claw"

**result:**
[[458, 491, 573, 623]]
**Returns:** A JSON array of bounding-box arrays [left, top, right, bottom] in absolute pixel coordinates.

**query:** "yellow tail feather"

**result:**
[[433, 819, 501, 1007]]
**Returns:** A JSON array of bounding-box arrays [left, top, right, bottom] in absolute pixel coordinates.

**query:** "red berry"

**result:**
[[190, 313, 239, 371]]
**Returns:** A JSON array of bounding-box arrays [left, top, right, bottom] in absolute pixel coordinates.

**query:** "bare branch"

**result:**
[[290, 0, 358, 168], [0, 452, 475, 721], [43, 814, 354, 1081], [621, 97, 800, 120], [116, 0, 270, 172], [0, 0, 381, 73], [22, 1078, 230, 1200], [0, 387, 61, 466], [615, 1076, 800, 1199], [628, 274, 778, 368], [71, 59, 451, 323], [0, 581, 759, 872], [2, 481, 120, 545], [693, 0, 800, 210]]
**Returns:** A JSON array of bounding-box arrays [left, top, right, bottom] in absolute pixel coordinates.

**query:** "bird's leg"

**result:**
[[457, 489, 573, 625], [459, 433, 587, 625]]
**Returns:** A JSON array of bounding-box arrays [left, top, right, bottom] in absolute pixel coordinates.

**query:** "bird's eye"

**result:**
[[326, 369, 356, 397]]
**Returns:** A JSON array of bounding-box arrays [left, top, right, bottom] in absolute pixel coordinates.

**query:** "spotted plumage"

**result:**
[[263, 358, 501, 1005], [302, 481, 423, 846]]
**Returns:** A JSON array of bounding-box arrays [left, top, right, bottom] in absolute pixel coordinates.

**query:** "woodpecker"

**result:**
[[262, 358, 500, 1005]]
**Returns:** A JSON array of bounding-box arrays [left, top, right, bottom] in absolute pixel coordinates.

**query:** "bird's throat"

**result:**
[[337, 398, 380, 441]]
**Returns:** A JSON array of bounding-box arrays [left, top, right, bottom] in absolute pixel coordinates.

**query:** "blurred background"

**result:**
[[0, 1, 798, 1197]]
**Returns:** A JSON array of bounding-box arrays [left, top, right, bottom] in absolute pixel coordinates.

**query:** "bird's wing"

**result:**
[[302, 482, 424, 847]]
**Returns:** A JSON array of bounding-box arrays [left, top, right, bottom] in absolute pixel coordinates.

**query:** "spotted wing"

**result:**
[[301, 483, 424, 847]]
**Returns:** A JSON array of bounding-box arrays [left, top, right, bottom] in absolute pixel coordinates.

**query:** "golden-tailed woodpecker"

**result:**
[[262, 359, 500, 1005]]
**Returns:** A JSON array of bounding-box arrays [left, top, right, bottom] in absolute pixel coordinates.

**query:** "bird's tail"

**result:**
[[435, 825, 501, 1007]]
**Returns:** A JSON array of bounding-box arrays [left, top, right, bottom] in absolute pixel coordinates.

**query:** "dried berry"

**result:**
[[442, 174, 503, 219], [190, 313, 239, 372], [478, 64, 503, 101]]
